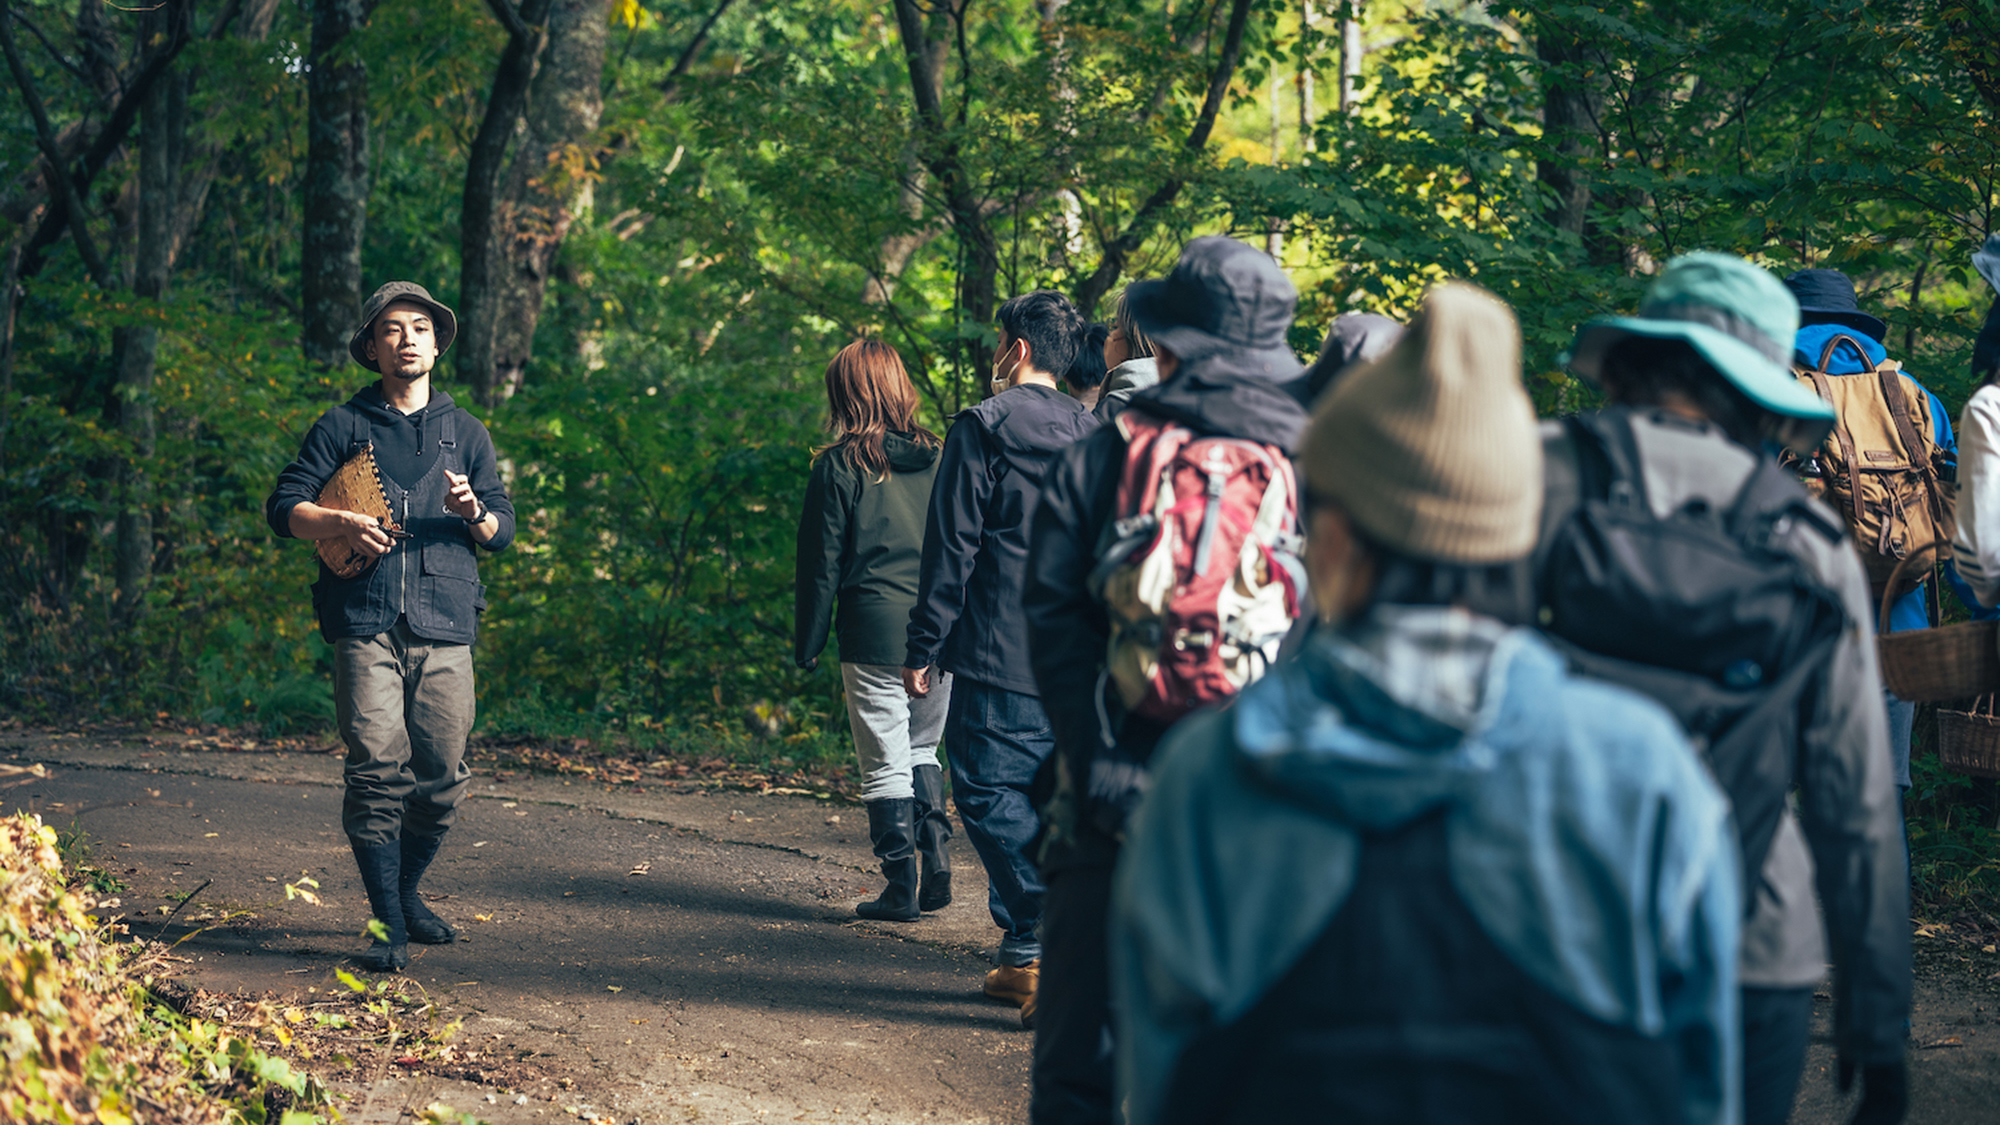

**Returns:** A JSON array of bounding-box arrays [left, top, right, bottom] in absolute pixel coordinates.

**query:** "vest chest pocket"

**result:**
[[421, 540, 479, 581]]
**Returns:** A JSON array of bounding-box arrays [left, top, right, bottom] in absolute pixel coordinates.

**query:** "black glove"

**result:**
[[1837, 1059, 1908, 1125]]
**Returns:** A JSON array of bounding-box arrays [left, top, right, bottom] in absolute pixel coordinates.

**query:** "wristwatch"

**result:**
[[462, 502, 489, 525]]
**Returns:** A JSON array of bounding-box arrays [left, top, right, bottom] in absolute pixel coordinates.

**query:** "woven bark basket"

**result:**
[[1938, 698, 2000, 779], [1876, 547, 2000, 704]]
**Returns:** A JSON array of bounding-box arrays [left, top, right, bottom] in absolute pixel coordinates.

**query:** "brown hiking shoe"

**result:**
[[1020, 988, 1038, 1030], [983, 961, 1039, 1008]]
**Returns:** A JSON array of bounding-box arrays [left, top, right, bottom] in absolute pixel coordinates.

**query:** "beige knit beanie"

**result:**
[[1300, 282, 1543, 564]]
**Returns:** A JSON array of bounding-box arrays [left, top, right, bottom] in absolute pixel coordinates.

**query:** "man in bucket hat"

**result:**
[[1024, 236, 1309, 1124], [265, 282, 516, 972], [1549, 253, 1909, 1125]]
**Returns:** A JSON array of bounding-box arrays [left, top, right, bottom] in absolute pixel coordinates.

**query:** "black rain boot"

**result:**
[[856, 798, 920, 922], [912, 764, 953, 912], [399, 832, 459, 945], [349, 840, 409, 971]]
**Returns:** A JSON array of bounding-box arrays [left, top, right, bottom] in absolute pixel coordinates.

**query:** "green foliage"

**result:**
[[0, 811, 331, 1123], [7, 0, 2000, 902]]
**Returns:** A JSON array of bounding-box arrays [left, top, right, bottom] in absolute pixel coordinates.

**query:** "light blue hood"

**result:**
[[1111, 609, 1743, 1125], [1235, 607, 1507, 832]]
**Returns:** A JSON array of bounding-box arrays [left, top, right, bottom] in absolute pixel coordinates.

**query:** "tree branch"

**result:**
[[658, 0, 739, 97], [0, 2, 110, 287], [1072, 0, 1253, 315], [12, 9, 94, 95], [202, 0, 248, 41], [16, 0, 196, 280], [482, 0, 532, 42]]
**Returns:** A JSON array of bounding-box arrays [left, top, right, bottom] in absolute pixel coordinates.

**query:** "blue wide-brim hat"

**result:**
[[1567, 253, 1836, 449], [1782, 268, 1887, 342]]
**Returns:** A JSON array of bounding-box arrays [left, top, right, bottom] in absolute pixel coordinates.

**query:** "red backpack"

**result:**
[[1087, 411, 1307, 726]]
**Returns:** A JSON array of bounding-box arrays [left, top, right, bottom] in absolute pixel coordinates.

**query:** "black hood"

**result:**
[[884, 430, 941, 473], [352, 384, 456, 426], [1126, 367, 1309, 452]]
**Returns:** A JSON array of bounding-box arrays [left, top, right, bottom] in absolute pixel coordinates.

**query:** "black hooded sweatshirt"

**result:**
[[265, 385, 515, 643], [1025, 365, 1308, 868], [906, 383, 1101, 693], [794, 432, 941, 668]]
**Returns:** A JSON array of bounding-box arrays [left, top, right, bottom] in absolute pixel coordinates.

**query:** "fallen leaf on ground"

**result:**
[[1919, 1037, 1965, 1049], [627, 863, 651, 876]]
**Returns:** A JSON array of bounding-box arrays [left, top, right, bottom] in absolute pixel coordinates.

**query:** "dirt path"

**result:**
[[6, 729, 1998, 1123], [3, 731, 1028, 1124]]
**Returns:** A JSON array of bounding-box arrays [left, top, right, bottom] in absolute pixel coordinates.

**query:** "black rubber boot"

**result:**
[[349, 840, 409, 971], [856, 798, 920, 922], [912, 764, 953, 912], [399, 833, 458, 945]]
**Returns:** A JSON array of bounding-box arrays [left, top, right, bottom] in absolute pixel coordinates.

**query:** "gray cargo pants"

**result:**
[[334, 619, 475, 846]]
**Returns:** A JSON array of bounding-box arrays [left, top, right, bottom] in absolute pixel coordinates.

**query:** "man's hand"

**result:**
[[1838, 1060, 1908, 1125], [902, 666, 931, 697], [343, 511, 396, 559], [798, 656, 819, 673], [444, 470, 481, 520]]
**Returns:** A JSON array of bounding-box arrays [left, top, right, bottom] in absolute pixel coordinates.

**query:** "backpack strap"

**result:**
[[1801, 338, 1864, 527], [1566, 407, 1649, 510], [1878, 365, 1931, 469]]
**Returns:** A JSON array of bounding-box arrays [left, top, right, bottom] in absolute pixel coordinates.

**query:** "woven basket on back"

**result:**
[[1938, 697, 2000, 779], [1875, 545, 2000, 703]]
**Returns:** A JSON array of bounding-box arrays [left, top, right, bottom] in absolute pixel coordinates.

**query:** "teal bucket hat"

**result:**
[[1567, 252, 1837, 449]]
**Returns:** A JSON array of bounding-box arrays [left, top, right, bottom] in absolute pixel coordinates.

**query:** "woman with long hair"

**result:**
[[795, 340, 954, 921]]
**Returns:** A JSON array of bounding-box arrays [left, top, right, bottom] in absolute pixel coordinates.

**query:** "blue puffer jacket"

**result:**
[[1112, 608, 1742, 1125]]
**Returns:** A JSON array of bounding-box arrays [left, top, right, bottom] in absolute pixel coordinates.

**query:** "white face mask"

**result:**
[[990, 343, 1020, 396]]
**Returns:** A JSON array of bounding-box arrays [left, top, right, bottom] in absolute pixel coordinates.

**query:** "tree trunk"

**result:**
[[483, 0, 613, 401], [302, 0, 373, 369], [890, 0, 999, 388], [1298, 0, 1316, 150], [1536, 28, 1601, 249], [167, 0, 283, 268], [861, 24, 948, 306], [1338, 0, 1360, 113], [112, 3, 199, 617], [458, 0, 555, 404]]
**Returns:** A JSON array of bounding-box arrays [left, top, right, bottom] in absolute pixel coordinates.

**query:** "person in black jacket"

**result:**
[[1023, 238, 1308, 1124], [795, 341, 952, 922], [265, 282, 516, 972], [904, 290, 1100, 1012]]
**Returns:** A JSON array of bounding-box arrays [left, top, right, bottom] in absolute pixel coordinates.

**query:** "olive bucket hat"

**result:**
[[1566, 252, 1836, 449], [348, 281, 459, 370]]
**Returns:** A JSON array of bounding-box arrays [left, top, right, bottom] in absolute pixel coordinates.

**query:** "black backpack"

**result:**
[[1536, 408, 1848, 902]]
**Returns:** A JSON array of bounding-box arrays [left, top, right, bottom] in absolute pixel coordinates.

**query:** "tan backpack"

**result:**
[[1793, 332, 1955, 604]]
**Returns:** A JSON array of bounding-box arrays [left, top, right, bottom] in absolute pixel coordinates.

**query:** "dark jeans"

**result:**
[[1743, 986, 1813, 1125], [945, 676, 1052, 965], [1032, 863, 1116, 1125]]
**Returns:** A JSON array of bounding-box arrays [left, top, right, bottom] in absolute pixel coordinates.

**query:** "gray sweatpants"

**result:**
[[840, 663, 952, 801], [334, 619, 475, 846]]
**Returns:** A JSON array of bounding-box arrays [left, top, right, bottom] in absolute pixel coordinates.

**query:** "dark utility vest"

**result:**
[[1161, 811, 1681, 1125], [310, 407, 487, 645]]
